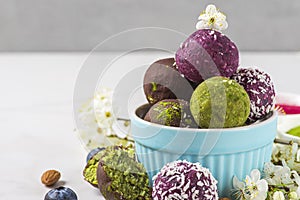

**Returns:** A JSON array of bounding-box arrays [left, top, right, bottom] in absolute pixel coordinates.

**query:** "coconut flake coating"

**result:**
[[175, 29, 239, 84], [231, 67, 275, 122], [152, 160, 218, 200]]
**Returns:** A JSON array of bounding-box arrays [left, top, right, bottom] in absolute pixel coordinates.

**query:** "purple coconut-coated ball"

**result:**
[[231, 67, 275, 122], [152, 160, 218, 200], [175, 29, 239, 84]]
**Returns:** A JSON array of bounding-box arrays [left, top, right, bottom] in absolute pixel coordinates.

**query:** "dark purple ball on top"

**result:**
[[143, 58, 195, 105], [231, 67, 275, 122], [175, 29, 239, 84], [152, 160, 218, 200]]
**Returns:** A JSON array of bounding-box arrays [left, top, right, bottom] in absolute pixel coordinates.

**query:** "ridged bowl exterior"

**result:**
[[131, 106, 277, 197]]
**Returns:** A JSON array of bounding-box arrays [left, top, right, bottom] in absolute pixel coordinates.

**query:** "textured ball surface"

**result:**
[[190, 76, 250, 128], [231, 67, 275, 122], [96, 146, 151, 200], [152, 160, 218, 200], [83, 147, 107, 187], [44, 187, 77, 200], [143, 58, 195, 104], [175, 29, 239, 84], [144, 99, 197, 128]]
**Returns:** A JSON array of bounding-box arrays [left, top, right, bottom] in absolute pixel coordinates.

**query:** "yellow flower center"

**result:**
[[105, 111, 111, 118], [209, 17, 215, 24]]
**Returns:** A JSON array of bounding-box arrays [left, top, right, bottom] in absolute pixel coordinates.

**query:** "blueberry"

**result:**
[[86, 147, 105, 163], [44, 187, 77, 200]]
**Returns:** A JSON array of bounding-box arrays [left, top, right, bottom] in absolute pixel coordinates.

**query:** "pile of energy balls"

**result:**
[[143, 27, 275, 129], [83, 4, 276, 200]]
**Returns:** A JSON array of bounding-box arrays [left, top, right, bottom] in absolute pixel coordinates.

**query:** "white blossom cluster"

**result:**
[[272, 143, 300, 174], [264, 162, 300, 199], [77, 88, 133, 149], [233, 143, 300, 200]]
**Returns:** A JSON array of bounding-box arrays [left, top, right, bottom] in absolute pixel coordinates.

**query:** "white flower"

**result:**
[[273, 191, 285, 200], [244, 169, 268, 200], [233, 170, 268, 200], [264, 162, 283, 185], [196, 4, 228, 31]]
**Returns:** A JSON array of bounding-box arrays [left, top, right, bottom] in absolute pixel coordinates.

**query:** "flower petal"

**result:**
[[233, 176, 245, 189], [245, 175, 252, 186], [214, 19, 228, 31], [198, 13, 209, 20], [257, 179, 268, 192], [250, 169, 261, 182], [216, 12, 226, 21], [273, 191, 285, 200], [205, 4, 217, 16], [264, 162, 274, 175], [296, 186, 300, 196], [196, 20, 210, 30], [252, 193, 267, 200]]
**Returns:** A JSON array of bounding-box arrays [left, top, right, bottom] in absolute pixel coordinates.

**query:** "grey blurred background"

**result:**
[[0, 0, 300, 52]]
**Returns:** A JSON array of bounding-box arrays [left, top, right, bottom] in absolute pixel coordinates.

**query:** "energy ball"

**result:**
[[231, 67, 275, 122], [83, 148, 106, 187], [143, 58, 195, 104], [175, 29, 239, 84], [152, 160, 218, 200], [144, 99, 197, 128], [96, 146, 151, 200], [190, 76, 250, 128]]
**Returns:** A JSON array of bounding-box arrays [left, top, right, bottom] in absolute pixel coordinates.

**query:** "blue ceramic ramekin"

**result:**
[[131, 104, 277, 197]]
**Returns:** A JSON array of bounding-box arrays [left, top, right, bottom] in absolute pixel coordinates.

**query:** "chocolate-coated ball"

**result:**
[[96, 146, 151, 200], [143, 58, 195, 104]]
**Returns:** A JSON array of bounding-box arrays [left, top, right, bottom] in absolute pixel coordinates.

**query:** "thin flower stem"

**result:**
[[274, 138, 300, 146], [117, 117, 130, 122]]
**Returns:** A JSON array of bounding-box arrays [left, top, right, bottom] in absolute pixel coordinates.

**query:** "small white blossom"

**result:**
[[245, 169, 268, 200], [264, 162, 282, 185], [233, 169, 268, 200], [272, 191, 284, 200], [196, 4, 228, 31]]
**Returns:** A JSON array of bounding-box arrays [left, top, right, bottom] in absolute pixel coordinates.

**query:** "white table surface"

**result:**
[[0, 52, 300, 199]]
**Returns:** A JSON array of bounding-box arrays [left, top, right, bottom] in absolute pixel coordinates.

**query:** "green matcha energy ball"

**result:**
[[190, 76, 250, 128], [144, 99, 197, 128], [96, 146, 151, 200]]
